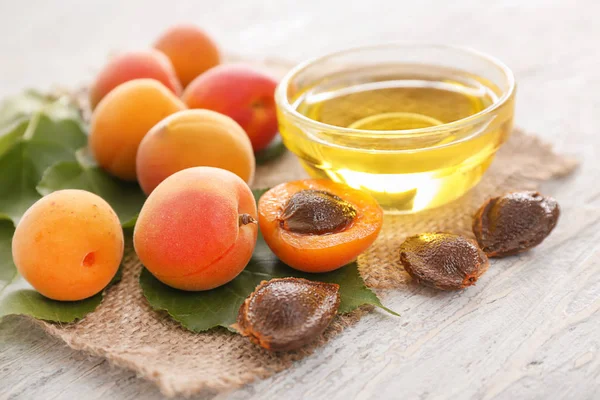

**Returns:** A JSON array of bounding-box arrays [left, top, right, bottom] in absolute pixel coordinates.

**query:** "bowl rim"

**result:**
[[274, 42, 516, 140]]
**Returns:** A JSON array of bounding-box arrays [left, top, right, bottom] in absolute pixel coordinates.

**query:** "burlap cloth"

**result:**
[[32, 59, 577, 397]]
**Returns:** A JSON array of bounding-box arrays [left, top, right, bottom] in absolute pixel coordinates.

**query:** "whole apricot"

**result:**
[[12, 190, 124, 301], [182, 65, 278, 151], [133, 167, 258, 291], [154, 24, 220, 87], [89, 49, 182, 109], [136, 109, 255, 195], [90, 79, 186, 181]]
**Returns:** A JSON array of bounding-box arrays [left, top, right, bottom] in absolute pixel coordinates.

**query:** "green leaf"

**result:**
[[140, 189, 396, 332], [0, 120, 28, 158], [255, 134, 286, 165], [0, 91, 52, 131], [0, 141, 41, 222], [0, 215, 120, 322], [37, 152, 146, 226], [0, 218, 16, 293], [0, 103, 87, 223], [0, 89, 127, 324]]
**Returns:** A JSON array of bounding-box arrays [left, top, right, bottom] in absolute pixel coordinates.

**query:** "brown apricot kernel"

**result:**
[[279, 189, 357, 235], [473, 191, 560, 258], [236, 277, 340, 351], [399, 233, 489, 290]]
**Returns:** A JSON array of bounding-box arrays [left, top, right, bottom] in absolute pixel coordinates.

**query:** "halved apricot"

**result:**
[[258, 179, 383, 273]]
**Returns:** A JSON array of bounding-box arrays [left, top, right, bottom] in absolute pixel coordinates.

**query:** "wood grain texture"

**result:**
[[0, 0, 598, 399]]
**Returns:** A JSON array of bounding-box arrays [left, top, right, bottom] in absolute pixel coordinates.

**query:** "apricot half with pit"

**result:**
[[258, 179, 383, 273], [236, 278, 340, 351]]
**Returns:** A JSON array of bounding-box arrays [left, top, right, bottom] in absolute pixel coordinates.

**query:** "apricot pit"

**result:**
[[399, 233, 489, 290], [280, 189, 357, 235], [473, 191, 560, 258], [236, 278, 340, 351]]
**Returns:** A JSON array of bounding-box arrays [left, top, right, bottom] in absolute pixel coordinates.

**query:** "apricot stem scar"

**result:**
[[239, 213, 257, 226]]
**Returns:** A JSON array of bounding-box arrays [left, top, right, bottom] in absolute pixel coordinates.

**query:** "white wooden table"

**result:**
[[1, 1, 599, 399]]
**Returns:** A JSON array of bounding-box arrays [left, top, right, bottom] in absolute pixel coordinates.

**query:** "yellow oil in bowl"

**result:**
[[276, 45, 516, 213]]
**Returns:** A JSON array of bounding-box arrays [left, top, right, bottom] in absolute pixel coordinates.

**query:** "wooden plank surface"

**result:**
[[0, 0, 599, 399]]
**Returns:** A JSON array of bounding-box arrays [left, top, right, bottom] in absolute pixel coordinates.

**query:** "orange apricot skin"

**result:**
[[11, 190, 124, 301], [89, 49, 182, 109], [182, 65, 278, 151], [258, 180, 383, 273], [89, 79, 186, 181], [154, 24, 220, 87], [133, 167, 258, 291], [136, 109, 255, 195]]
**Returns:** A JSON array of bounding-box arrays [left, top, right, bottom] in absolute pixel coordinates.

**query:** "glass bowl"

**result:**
[[275, 44, 516, 213]]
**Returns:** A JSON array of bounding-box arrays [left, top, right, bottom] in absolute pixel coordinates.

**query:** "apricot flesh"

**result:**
[[136, 109, 255, 195], [89, 49, 182, 109], [258, 179, 383, 273], [89, 79, 186, 181], [182, 65, 278, 151], [154, 24, 220, 87], [133, 167, 258, 291], [11, 190, 124, 301]]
